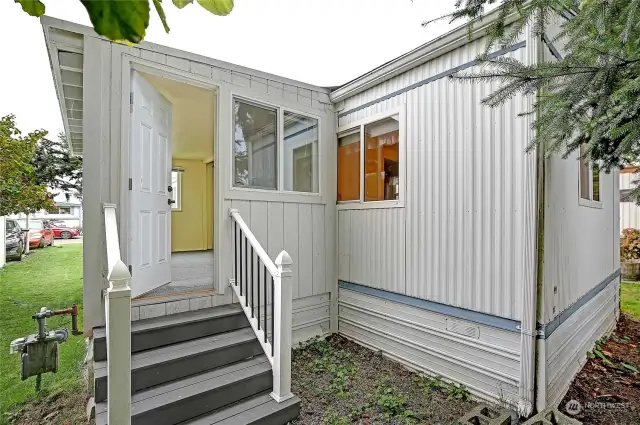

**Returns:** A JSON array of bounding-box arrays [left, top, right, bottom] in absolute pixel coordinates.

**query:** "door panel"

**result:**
[[130, 72, 173, 297]]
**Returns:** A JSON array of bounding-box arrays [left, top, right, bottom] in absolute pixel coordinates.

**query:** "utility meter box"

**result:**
[[20, 333, 61, 380]]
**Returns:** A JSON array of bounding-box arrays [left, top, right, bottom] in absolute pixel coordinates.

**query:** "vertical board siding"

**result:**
[[231, 200, 326, 302], [338, 34, 532, 321], [542, 151, 617, 323], [620, 172, 640, 230]]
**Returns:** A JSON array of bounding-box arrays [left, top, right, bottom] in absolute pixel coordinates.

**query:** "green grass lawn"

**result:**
[[621, 281, 640, 319], [0, 244, 85, 422]]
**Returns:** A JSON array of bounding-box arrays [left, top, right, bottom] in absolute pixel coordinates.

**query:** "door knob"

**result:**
[[168, 199, 176, 206], [168, 186, 173, 193]]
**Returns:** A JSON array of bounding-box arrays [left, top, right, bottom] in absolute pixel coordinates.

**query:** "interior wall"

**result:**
[[206, 162, 214, 250], [172, 159, 208, 252]]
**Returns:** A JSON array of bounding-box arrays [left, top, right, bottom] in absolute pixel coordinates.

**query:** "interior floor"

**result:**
[[142, 250, 215, 298]]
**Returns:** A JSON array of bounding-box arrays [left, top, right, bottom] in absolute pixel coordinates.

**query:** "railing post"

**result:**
[[270, 250, 294, 403], [106, 260, 132, 425]]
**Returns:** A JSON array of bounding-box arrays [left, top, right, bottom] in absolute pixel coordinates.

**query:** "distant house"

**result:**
[[10, 194, 83, 228], [620, 167, 640, 231]]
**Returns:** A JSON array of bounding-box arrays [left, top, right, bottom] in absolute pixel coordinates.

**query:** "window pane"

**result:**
[[364, 115, 400, 201], [337, 130, 360, 201], [284, 112, 318, 193], [234, 99, 277, 189], [579, 144, 590, 200], [592, 165, 600, 201], [171, 171, 181, 210]]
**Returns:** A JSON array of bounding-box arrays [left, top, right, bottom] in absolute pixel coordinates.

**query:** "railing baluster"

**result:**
[[264, 265, 268, 344], [257, 262, 261, 331], [250, 247, 255, 318], [245, 235, 249, 307], [271, 275, 275, 357], [239, 234, 243, 297], [234, 221, 238, 287]]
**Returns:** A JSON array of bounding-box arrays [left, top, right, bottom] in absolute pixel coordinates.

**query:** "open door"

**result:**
[[129, 72, 173, 297]]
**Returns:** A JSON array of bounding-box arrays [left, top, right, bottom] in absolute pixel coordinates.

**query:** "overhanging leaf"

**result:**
[[153, 0, 170, 33], [197, 0, 234, 16], [16, 0, 45, 16], [80, 0, 150, 44], [173, 0, 193, 8]]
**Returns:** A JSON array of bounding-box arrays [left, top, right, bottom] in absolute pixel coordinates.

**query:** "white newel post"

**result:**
[[270, 250, 294, 403], [106, 260, 132, 425]]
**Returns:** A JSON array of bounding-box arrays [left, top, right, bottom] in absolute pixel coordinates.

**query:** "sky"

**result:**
[[0, 0, 458, 139]]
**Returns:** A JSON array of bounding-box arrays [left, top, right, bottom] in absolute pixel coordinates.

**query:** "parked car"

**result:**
[[5, 219, 25, 261], [16, 219, 54, 249], [46, 221, 80, 239]]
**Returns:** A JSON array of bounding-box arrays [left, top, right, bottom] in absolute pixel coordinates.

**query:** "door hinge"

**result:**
[[128, 265, 132, 276], [128, 178, 132, 190], [130, 92, 134, 113]]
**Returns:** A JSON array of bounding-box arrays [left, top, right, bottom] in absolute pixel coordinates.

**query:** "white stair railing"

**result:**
[[228, 208, 293, 403], [103, 203, 132, 425]]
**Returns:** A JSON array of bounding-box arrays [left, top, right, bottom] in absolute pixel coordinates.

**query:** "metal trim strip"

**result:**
[[338, 280, 521, 332], [337, 40, 527, 119]]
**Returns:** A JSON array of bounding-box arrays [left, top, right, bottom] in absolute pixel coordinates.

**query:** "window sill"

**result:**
[[227, 187, 324, 204], [337, 200, 404, 210], [579, 198, 603, 209]]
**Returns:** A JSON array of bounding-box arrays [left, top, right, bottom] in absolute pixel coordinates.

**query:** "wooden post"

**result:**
[[106, 260, 131, 425], [270, 250, 294, 403]]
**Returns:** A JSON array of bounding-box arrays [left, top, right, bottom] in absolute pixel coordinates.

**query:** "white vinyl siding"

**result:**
[[337, 33, 535, 321]]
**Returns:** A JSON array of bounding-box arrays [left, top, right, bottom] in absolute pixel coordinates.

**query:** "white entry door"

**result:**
[[129, 72, 173, 297]]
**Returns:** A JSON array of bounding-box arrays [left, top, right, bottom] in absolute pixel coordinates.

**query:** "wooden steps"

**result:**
[[93, 304, 300, 425]]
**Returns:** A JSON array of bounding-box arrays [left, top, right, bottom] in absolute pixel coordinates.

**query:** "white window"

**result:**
[[579, 144, 601, 206], [171, 170, 182, 211], [283, 112, 319, 193], [58, 207, 71, 214], [338, 111, 402, 205], [232, 96, 321, 194]]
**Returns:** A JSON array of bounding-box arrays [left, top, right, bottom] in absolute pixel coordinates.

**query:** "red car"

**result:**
[[17, 219, 55, 249], [47, 221, 80, 239]]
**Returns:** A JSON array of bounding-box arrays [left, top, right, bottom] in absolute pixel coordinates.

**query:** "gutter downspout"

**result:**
[[518, 30, 545, 418]]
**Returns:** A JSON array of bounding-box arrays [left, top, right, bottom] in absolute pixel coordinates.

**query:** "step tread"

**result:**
[[183, 392, 301, 425], [95, 355, 271, 417], [93, 304, 244, 339], [93, 327, 256, 378]]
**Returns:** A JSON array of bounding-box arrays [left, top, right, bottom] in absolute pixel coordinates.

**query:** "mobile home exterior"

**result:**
[[42, 7, 619, 423]]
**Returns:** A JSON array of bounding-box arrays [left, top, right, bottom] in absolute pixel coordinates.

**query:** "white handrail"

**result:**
[[103, 204, 132, 425], [228, 208, 293, 403], [229, 209, 278, 276]]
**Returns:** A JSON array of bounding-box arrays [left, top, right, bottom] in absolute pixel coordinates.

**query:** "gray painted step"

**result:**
[[95, 355, 272, 425], [93, 327, 262, 403], [93, 304, 247, 361], [183, 392, 301, 425]]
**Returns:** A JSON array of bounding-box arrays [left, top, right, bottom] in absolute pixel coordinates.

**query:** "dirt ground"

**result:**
[[559, 314, 640, 425], [291, 335, 479, 425], [6, 387, 89, 425]]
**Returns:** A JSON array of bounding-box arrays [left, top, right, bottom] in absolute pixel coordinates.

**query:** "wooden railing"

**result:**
[[103, 203, 132, 425], [228, 208, 293, 403]]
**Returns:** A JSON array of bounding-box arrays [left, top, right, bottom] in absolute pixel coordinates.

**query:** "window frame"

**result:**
[[230, 95, 323, 197], [171, 169, 183, 212], [578, 147, 603, 209], [336, 105, 406, 210]]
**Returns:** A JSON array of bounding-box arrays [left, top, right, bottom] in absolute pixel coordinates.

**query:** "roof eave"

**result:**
[[330, 7, 521, 103]]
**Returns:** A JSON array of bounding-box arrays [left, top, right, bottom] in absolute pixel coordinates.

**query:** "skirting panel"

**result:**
[[543, 277, 619, 408], [338, 288, 521, 404]]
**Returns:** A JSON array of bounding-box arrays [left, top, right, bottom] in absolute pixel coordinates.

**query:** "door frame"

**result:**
[[119, 55, 222, 295]]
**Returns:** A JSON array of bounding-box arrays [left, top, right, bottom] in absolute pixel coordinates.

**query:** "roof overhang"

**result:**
[[42, 17, 85, 156], [330, 7, 523, 104]]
